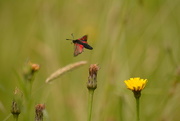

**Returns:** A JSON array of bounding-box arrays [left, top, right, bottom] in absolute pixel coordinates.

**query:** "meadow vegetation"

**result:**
[[0, 0, 180, 120]]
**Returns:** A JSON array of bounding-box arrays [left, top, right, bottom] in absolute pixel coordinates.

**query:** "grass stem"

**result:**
[[3, 114, 12, 121], [88, 89, 94, 121]]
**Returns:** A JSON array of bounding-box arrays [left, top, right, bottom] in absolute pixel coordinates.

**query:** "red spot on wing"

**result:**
[[78, 35, 88, 41], [81, 40, 88, 44], [74, 43, 84, 56]]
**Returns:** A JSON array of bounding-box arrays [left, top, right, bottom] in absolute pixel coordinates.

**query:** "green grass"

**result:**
[[0, 0, 180, 120]]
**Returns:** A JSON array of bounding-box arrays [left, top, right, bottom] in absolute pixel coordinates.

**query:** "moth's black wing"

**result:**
[[81, 43, 93, 50]]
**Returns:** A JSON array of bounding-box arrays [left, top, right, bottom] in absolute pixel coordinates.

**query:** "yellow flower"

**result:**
[[124, 77, 147, 92]]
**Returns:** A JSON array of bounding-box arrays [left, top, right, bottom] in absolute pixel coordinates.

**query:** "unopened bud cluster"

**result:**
[[23, 61, 40, 82], [11, 87, 23, 119], [87, 64, 99, 90], [35, 104, 45, 121]]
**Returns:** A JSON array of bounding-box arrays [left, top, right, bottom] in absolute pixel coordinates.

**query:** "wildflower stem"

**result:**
[[136, 97, 140, 121], [88, 89, 94, 121], [14, 116, 18, 121], [124, 78, 146, 121]]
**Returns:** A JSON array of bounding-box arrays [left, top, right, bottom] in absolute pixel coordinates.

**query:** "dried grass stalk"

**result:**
[[45, 61, 87, 83]]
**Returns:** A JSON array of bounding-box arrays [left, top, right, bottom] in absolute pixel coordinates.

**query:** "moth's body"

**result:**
[[67, 35, 93, 56], [72, 39, 93, 50]]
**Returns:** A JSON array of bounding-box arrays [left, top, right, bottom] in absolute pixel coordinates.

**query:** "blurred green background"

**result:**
[[0, 0, 180, 120]]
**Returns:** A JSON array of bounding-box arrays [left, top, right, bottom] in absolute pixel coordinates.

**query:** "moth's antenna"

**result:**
[[66, 33, 75, 41], [66, 39, 72, 40], [71, 33, 74, 39]]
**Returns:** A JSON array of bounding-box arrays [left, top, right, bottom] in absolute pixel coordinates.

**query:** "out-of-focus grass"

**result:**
[[0, 0, 180, 120]]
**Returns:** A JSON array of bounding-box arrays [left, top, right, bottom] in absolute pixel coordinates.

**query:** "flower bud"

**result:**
[[11, 87, 23, 119], [87, 64, 99, 90], [23, 61, 40, 82], [35, 104, 45, 121]]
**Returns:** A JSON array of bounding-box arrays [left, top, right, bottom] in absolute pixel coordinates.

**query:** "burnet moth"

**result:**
[[66, 34, 93, 56]]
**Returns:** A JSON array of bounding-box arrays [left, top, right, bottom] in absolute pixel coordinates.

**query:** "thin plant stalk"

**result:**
[[3, 114, 12, 121], [88, 89, 94, 121], [87, 64, 99, 121], [14, 116, 18, 121], [136, 97, 140, 121], [119, 96, 123, 121]]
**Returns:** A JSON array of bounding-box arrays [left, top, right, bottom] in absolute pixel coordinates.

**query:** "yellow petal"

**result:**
[[124, 77, 147, 91]]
